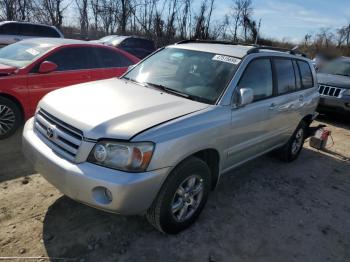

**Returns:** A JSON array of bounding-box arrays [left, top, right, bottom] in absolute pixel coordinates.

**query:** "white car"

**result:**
[[0, 21, 63, 48]]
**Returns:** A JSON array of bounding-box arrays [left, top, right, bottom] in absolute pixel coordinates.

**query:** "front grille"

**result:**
[[318, 85, 344, 98], [34, 109, 83, 162]]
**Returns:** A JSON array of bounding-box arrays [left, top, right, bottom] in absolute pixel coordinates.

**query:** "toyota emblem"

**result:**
[[46, 125, 56, 139]]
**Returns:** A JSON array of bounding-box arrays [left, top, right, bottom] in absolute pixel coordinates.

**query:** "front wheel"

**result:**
[[278, 121, 307, 162], [0, 97, 22, 140], [146, 157, 211, 234]]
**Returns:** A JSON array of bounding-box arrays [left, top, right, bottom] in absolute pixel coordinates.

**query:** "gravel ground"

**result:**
[[0, 115, 349, 262]]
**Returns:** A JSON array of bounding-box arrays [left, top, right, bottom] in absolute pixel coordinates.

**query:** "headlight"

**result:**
[[88, 141, 154, 172], [343, 89, 350, 96]]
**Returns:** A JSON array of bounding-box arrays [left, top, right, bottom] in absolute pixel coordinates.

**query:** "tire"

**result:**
[[278, 121, 307, 162], [0, 97, 22, 140], [146, 156, 211, 234]]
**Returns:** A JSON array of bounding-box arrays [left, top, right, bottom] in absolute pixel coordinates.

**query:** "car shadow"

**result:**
[[316, 112, 350, 130], [0, 128, 35, 183], [42, 147, 350, 262]]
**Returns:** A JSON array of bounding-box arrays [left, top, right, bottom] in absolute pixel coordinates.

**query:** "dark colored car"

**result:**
[[96, 36, 156, 59], [0, 38, 139, 139], [317, 57, 350, 115], [0, 21, 63, 48]]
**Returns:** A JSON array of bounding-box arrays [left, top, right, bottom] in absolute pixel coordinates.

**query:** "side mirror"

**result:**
[[238, 88, 254, 107], [38, 61, 57, 74]]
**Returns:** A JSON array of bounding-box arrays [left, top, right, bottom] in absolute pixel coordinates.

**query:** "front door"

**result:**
[[26, 47, 92, 115], [226, 58, 276, 168]]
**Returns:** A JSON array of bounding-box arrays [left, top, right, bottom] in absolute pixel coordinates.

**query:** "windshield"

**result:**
[[320, 59, 350, 77], [0, 42, 54, 68], [123, 47, 240, 104]]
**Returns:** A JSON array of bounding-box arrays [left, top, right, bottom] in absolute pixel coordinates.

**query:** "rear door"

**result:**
[[260, 57, 301, 149], [90, 47, 135, 79], [27, 46, 92, 111]]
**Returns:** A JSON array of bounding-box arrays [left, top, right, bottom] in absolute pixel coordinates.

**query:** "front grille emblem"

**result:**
[[46, 125, 56, 139]]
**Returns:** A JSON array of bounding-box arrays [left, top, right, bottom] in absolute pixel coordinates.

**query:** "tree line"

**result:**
[[1, 0, 350, 57]]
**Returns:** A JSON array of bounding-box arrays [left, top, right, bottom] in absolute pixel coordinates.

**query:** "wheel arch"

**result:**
[[165, 148, 221, 191], [301, 114, 314, 127]]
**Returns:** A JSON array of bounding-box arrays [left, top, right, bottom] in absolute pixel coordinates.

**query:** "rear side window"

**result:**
[[297, 61, 313, 89], [238, 59, 273, 102], [274, 59, 296, 95], [93, 48, 133, 68], [0, 23, 19, 35], [45, 47, 90, 71]]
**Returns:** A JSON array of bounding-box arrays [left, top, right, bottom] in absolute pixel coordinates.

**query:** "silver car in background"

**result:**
[[0, 21, 63, 48], [23, 41, 319, 234]]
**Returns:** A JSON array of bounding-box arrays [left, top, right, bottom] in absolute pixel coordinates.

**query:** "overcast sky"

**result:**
[[216, 0, 350, 42]]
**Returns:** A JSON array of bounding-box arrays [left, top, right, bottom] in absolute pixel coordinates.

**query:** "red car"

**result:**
[[0, 38, 139, 139]]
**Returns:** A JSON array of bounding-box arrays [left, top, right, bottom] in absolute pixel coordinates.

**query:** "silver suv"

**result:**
[[23, 41, 319, 234], [0, 21, 63, 48], [317, 57, 350, 115]]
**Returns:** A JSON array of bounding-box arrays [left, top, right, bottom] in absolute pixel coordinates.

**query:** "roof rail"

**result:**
[[247, 46, 307, 57]]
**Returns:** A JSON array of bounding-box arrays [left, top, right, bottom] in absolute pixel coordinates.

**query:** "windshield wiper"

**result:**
[[145, 82, 213, 104], [145, 82, 190, 98], [335, 73, 350, 77]]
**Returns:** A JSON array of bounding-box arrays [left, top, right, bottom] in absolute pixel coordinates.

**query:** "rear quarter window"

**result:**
[[297, 60, 313, 89], [93, 47, 133, 68]]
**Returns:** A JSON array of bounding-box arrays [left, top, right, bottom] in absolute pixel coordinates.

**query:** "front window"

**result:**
[[0, 42, 54, 68], [123, 47, 240, 104], [320, 59, 350, 77]]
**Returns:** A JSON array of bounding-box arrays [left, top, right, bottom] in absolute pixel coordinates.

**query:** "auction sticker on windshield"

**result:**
[[25, 48, 40, 56], [212, 55, 240, 65]]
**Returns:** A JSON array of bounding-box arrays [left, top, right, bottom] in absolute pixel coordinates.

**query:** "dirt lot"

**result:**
[[0, 115, 350, 262]]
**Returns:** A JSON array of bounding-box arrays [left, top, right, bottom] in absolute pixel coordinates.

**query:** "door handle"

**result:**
[[269, 103, 277, 110], [14, 37, 20, 41], [299, 95, 304, 102]]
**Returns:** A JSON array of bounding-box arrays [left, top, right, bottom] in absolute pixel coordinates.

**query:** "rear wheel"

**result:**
[[0, 97, 22, 140], [278, 121, 307, 162], [146, 157, 211, 234]]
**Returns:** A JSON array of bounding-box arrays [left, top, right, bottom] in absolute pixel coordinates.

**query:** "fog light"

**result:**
[[92, 186, 113, 205]]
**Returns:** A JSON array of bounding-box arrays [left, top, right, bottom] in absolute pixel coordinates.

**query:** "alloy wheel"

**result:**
[[171, 175, 204, 222], [291, 128, 304, 155], [0, 104, 15, 136]]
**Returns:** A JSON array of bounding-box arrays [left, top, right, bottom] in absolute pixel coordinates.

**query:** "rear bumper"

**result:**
[[22, 118, 170, 215], [317, 96, 350, 114]]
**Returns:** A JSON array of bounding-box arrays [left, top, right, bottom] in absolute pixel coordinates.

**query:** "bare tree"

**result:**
[[76, 0, 89, 37], [90, 0, 100, 31], [230, 0, 244, 42], [33, 0, 68, 29], [241, 0, 252, 42]]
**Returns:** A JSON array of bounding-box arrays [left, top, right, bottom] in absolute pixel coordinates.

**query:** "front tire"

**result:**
[[146, 156, 211, 234], [0, 97, 22, 140], [278, 121, 307, 162]]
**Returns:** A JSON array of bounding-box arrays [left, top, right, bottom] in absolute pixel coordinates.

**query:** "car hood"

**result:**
[[317, 73, 350, 89], [0, 63, 17, 76], [39, 78, 209, 140]]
